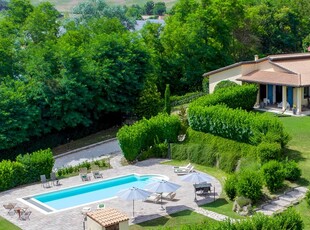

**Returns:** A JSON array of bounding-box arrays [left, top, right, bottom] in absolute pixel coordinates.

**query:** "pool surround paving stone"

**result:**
[[0, 158, 222, 230]]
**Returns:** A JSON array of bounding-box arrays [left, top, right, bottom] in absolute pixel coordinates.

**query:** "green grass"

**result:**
[[129, 209, 218, 229], [0, 217, 21, 230], [278, 116, 310, 229]]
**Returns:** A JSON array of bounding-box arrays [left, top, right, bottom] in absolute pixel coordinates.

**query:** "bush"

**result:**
[[170, 92, 206, 107], [236, 169, 263, 203], [171, 129, 256, 173], [281, 160, 301, 181], [16, 149, 54, 183], [224, 175, 237, 200], [306, 190, 310, 207], [261, 160, 285, 192], [257, 142, 282, 164], [276, 207, 304, 230], [0, 160, 25, 191], [214, 80, 238, 93], [188, 104, 289, 146], [190, 84, 258, 110], [117, 113, 181, 161]]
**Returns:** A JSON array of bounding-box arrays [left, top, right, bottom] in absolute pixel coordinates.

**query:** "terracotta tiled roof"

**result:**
[[237, 71, 300, 86], [87, 208, 129, 227]]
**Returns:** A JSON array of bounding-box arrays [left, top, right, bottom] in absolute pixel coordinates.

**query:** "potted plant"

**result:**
[[292, 105, 297, 115]]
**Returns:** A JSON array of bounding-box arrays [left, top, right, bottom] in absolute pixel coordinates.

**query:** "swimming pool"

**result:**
[[20, 174, 166, 214]]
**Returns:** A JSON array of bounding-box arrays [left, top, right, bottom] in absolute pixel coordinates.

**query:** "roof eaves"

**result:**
[[203, 57, 268, 77], [268, 60, 298, 75]]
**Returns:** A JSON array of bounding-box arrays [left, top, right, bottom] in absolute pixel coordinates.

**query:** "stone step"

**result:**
[[261, 203, 284, 213], [256, 209, 274, 216], [278, 194, 299, 204], [285, 190, 305, 200], [271, 199, 292, 208], [294, 186, 308, 194]]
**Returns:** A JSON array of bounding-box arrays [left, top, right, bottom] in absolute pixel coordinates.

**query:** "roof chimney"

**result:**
[[254, 55, 259, 61]]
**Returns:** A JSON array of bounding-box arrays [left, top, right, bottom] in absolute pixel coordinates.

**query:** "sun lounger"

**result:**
[[91, 165, 103, 179], [3, 203, 17, 215], [40, 175, 51, 188], [173, 163, 191, 170], [143, 193, 161, 203], [174, 166, 194, 175], [161, 192, 176, 201], [79, 168, 91, 181], [50, 172, 60, 186]]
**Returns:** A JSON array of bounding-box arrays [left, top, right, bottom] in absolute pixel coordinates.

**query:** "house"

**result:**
[[203, 53, 310, 115]]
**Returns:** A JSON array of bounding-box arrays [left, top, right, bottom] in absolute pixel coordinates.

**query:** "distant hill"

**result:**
[[30, 0, 177, 13]]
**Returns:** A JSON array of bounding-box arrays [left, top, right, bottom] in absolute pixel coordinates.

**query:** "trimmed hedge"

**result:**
[[171, 128, 256, 173], [261, 160, 285, 192], [188, 104, 289, 146], [214, 80, 238, 93], [0, 149, 54, 191], [189, 84, 258, 110], [170, 91, 206, 107], [117, 113, 181, 161], [16, 149, 54, 184]]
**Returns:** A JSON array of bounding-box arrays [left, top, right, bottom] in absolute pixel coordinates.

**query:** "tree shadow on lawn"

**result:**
[[283, 148, 306, 162], [201, 198, 228, 208]]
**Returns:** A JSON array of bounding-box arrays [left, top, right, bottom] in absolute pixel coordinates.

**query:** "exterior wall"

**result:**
[[86, 218, 104, 230], [119, 221, 129, 230], [208, 65, 242, 93]]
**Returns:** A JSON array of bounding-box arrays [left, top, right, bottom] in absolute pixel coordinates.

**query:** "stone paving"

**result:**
[[0, 158, 222, 230], [194, 207, 230, 221]]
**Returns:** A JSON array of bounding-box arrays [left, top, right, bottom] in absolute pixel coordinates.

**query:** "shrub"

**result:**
[[171, 128, 256, 173], [0, 160, 25, 191], [117, 113, 181, 161], [190, 84, 258, 110], [16, 149, 54, 183], [257, 142, 282, 164], [224, 175, 237, 200], [276, 207, 304, 230], [188, 104, 289, 146], [202, 78, 209, 94], [236, 196, 251, 207], [170, 92, 206, 107], [214, 80, 238, 93], [261, 160, 285, 192], [281, 160, 301, 181], [306, 190, 310, 207], [164, 84, 171, 115], [236, 169, 263, 203]]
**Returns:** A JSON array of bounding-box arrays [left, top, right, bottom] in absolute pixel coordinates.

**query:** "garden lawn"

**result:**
[[0, 217, 21, 230], [129, 209, 218, 229], [278, 116, 310, 229]]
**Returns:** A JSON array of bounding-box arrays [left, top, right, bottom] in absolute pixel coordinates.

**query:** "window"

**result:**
[[304, 87, 310, 99]]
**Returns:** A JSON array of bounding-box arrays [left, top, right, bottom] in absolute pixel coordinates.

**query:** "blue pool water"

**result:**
[[32, 174, 162, 211]]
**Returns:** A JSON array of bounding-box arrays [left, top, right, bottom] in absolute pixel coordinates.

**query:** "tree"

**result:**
[[164, 84, 171, 114], [153, 2, 166, 16], [144, 1, 154, 15], [6, 0, 33, 25]]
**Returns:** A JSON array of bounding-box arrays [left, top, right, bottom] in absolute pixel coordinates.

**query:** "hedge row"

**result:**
[[189, 84, 258, 110], [117, 113, 181, 162], [170, 92, 206, 107], [0, 149, 54, 191], [171, 128, 256, 173], [188, 105, 289, 146]]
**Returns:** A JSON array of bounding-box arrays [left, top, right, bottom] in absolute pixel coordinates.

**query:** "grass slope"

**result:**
[[0, 217, 21, 230]]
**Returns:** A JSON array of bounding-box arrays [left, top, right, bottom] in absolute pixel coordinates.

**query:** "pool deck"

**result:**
[[0, 159, 222, 230]]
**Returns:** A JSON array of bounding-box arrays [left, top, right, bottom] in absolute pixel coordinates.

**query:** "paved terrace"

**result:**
[[0, 159, 222, 230]]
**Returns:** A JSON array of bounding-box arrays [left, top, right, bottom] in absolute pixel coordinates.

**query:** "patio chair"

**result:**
[[174, 166, 195, 175], [143, 193, 161, 203], [40, 175, 51, 188], [50, 172, 60, 186], [20, 210, 32, 221], [79, 168, 90, 181], [173, 163, 191, 170], [3, 203, 17, 215], [91, 165, 103, 179], [161, 192, 176, 201]]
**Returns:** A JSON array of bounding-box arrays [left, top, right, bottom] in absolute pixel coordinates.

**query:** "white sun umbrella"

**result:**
[[144, 179, 181, 210], [181, 172, 212, 200], [117, 187, 152, 217]]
